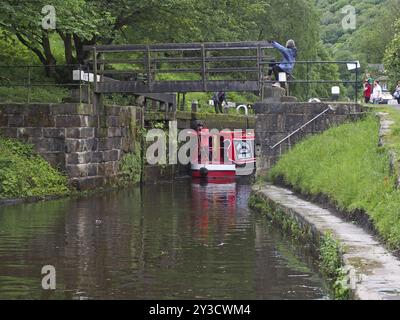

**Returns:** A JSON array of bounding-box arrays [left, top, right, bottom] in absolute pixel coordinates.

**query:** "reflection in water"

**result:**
[[0, 180, 328, 300]]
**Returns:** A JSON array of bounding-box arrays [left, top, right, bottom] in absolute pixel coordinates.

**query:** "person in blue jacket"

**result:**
[[267, 39, 297, 87]]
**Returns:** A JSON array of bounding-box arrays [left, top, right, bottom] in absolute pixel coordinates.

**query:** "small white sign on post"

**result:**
[[332, 86, 340, 95], [278, 72, 287, 83], [347, 61, 360, 71], [72, 70, 100, 82]]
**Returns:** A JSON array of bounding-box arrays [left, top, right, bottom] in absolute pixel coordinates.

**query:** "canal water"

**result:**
[[0, 180, 329, 300]]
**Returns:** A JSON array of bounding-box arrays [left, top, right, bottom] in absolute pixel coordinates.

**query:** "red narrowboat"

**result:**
[[191, 126, 255, 179]]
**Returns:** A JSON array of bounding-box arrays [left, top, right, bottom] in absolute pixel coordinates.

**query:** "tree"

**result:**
[[384, 19, 400, 89]]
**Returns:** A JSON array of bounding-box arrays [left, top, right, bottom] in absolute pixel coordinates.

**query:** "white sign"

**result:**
[[278, 72, 287, 82], [73, 70, 100, 82], [347, 61, 360, 71], [332, 86, 340, 95]]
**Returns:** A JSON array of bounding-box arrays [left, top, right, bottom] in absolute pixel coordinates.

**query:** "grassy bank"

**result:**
[[0, 136, 69, 200], [269, 112, 400, 249]]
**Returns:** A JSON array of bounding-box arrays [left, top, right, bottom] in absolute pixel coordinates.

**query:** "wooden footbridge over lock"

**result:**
[[82, 41, 276, 111], [81, 40, 361, 111]]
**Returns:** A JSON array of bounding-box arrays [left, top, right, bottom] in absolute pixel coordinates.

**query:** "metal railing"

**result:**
[[270, 106, 334, 152], [0, 64, 91, 104]]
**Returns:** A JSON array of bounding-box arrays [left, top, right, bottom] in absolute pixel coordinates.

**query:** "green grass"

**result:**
[[269, 114, 400, 249], [0, 86, 69, 103], [0, 136, 69, 199]]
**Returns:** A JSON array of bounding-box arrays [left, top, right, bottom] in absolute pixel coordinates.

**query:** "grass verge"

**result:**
[[269, 113, 400, 250]]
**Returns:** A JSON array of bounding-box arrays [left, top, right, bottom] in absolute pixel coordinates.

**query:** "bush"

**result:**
[[0, 136, 69, 199]]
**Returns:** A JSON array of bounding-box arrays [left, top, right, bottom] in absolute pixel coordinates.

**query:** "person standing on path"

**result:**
[[364, 80, 372, 103], [212, 92, 227, 114]]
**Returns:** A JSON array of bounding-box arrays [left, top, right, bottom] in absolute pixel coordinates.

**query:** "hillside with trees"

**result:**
[[316, 0, 400, 87]]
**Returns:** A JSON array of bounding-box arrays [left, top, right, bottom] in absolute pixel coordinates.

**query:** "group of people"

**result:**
[[364, 74, 400, 105]]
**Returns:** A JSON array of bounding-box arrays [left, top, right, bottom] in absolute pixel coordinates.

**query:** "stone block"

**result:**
[[0, 104, 24, 114], [87, 163, 98, 177], [29, 137, 64, 153], [22, 104, 51, 115], [285, 115, 306, 132], [107, 116, 120, 127], [24, 111, 55, 127], [56, 115, 90, 127], [98, 162, 115, 176], [66, 164, 89, 178], [121, 127, 130, 137], [98, 115, 108, 127], [0, 127, 18, 138], [8, 114, 24, 127], [41, 152, 66, 170], [66, 152, 92, 165], [95, 127, 109, 138], [43, 128, 66, 138], [112, 137, 122, 149], [66, 127, 95, 139], [51, 103, 94, 115], [65, 138, 97, 153], [255, 114, 284, 132], [0, 113, 7, 126], [91, 151, 104, 163], [70, 176, 105, 191], [103, 150, 120, 162], [17, 127, 43, 138], [108, 127, 122, 137], [106, 106, 122, 116], [97, 138, 113, 151]]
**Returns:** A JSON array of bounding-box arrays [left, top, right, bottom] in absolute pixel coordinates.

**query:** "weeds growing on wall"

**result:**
[[119, 144, 142, 185], [0, 136, 69, 199]]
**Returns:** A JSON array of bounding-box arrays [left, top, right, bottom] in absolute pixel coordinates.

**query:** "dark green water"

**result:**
[[0, 180, 329, 300]]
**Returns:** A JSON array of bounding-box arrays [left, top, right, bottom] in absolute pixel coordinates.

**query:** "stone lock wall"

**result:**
[[0, 103, 140, 190], [254, 102, 363, 174]]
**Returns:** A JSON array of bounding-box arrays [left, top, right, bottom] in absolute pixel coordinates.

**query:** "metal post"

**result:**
[[355, 62, 359, 103], [86, 64, 91, 104], [182, 93, 186, 111], [201, 44, 207, 91], [79, 64, 82, 104], [257, 45, 263, 96], [93, 47, 97, 90], [146, 46, 152, 92], [306, 62, 310, 100], [27, 66, 31, 104]]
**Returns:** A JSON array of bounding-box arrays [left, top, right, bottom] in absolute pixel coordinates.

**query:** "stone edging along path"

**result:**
[[253, 184, 400, 300]]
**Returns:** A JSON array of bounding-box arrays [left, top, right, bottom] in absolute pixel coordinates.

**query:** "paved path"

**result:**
[[254, 184, 400, 300]]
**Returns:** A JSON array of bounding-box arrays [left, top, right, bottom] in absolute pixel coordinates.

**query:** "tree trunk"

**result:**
[[73, 34, 96, 65], [59, 32, 75, 65], [42, 31, 57, 78]]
